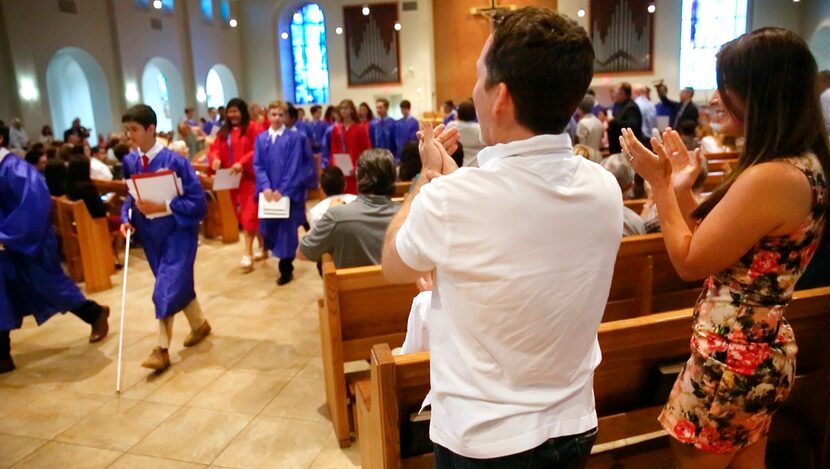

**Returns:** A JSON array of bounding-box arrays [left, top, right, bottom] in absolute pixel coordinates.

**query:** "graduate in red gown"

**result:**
[[208, 98, 264, 272], [329, 100, 372, 194]]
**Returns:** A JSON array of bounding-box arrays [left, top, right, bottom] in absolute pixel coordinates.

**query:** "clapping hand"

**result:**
[[417, 123, 460, 156], [619, 128, 672, 188], [418, 122, 459, 178], [661, 129, 703, 194]]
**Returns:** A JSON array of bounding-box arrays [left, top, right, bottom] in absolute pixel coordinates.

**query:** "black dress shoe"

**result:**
[[277, 274, 294, 286], [0, 356, 15, 374]]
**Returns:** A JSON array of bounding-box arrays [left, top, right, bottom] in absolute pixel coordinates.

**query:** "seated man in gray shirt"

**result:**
[[298, 149, 400, 268], [601, 153, 645, 236]]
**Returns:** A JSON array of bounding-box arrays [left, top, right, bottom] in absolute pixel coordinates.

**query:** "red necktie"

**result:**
[[141, 154, 149, 169]]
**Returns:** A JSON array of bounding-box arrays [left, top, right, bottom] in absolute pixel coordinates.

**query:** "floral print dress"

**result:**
[[658, 154, 827, 454]]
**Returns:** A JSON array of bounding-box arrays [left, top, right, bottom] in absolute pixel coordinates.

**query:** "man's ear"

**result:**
[[492, 82, 512, 119]]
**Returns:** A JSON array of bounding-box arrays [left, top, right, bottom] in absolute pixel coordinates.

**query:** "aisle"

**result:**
[[0, 238, 360, 468]]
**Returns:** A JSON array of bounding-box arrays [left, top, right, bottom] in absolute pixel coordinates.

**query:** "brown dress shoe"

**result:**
[[89, 306, 110, 343], [141, 347, 171, 371], [183, 320, 212, 347]]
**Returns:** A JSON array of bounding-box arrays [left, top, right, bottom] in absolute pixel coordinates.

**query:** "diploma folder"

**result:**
[[212, 168, 242, 191], [127, 170, 181, 219], [333, 153, 354, 176], [258, 193, 290, 219]]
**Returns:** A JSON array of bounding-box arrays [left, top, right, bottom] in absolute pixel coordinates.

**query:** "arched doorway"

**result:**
[[206, 64, 239, 109], [46, 47, 113, 143], [141, 57, 186, 132]]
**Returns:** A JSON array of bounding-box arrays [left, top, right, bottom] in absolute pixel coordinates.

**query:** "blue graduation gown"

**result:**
[[320, 125, 334, 169], [0, 152, 87, 331], [305, 119, 330, 153], [121, 148, 206, 319], [254, 128, 313, 259], [442, 111, 456, 125], [369, 117, 396, 156], [394, 116, 419, 160]]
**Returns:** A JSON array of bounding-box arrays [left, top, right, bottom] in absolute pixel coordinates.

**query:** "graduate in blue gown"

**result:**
[[370, 98, 397, 156], [0, 127, 109, 374], [394, 99, 419, 161], [305, 105, 330, 155], [119, 105, 211, 371], [254, 102, 315, 285]]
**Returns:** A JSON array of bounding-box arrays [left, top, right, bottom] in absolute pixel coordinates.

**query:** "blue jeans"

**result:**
[[433, 427, 597, 469]]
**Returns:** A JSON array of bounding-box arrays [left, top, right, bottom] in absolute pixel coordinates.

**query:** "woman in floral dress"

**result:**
[[620, 27, 830, 468]]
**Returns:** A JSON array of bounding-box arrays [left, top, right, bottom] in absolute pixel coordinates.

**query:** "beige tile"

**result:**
[[0, 390, 107, 439], [144, 368, 224, 405], [0, 388, 32, 419], [109, 453, 207, 469], [187, 371, 291, 415], [260, 378, 329, 423], [130, 407, 251, 464], [0, 434, 47, 469], [173, 335, 261, 371], [56, 398, 179, 451], [308, 445, 361, 469], [212, 416, 329, 469], [118, 366, 178, 401], [11, 441, 120, 469], [231, 341, 311, 374]]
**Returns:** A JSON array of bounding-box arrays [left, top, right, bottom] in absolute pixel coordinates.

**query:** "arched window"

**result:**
[[201, 0, 213, 21], [220, 0, 231, 22], [290, 3, 329, 104]]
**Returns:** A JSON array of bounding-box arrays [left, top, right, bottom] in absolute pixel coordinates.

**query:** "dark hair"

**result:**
[[310, 105, 322, 114], [357, 148, 396, 195], [122, 104, 157, 129], [44, 157, 67, 196], [208, 107, 216, 112], [41, 125, 53, 136], [324, 105, 337, 122], [185, 107, 194, 114], [358, 102, 374, 121], [618, 82, 632, 98], [286, 103, 299, 121], [400, 100, 411, 110], [31, 142, 45, 153], [25, 149, 45, 166], [486, 7, 594, 134], [217, 106, 225, 112], [320, 166, 346, 196], [398, 142, 422, 182], [457, 100, 477, 122], [376, 98, 390, 108], [0, 126, 8, 148], [219, 98, 250, 138], [113, 143, 131, 162], [66, 154, 92, 183], [587, 88, 596, 97], [693, 27, 830, 223], [678, 120, 697, 137], [444, 100, 455, 108], [451, 141, 464, 168]]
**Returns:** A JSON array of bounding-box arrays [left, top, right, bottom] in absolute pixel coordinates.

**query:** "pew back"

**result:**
[[52, 197, 114, 293]]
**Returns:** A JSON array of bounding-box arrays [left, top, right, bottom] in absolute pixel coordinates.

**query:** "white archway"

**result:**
[[141, 57, 186, 132], [46, 47, 113, 142], [206, 64, 239, 109]]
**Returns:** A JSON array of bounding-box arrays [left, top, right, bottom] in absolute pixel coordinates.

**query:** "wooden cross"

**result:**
[[469, 0, 517, 18]]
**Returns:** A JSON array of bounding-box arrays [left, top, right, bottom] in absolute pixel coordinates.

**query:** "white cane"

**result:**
[[115, 209, 133, 394]]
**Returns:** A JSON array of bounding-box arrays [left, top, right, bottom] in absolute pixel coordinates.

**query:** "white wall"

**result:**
[[802, 0, 830, 70], [186, 0, 244, 115], [2, 0, 123, 140], [0, 2, 19, 125], [239, 0, 436, 116]]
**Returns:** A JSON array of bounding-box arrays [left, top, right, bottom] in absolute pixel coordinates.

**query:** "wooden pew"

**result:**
[[356, 286, 830, 468], [198, 174, 240, 244], [703, 171, 725, 192], [394, 181, 412, 198], [321, 234, 699, 446], [320, 255, 420, 447], [52, 197, 115, 293], [704, 150, 739, 161], [623, 198, 645, 214], [92, 178, 128, 218]]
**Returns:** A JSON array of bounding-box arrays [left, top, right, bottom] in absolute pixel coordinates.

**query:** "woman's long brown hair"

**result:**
[[692, 28, 830, 228]]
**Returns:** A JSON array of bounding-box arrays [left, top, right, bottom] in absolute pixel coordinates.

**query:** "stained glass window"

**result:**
[[220, 0, 231, 22], [201, 0, 213, 21], [134, 0, 149, 8], [162, 0, 174, 11], [679, 0, 748, 90], [290, 3, 330, 104]]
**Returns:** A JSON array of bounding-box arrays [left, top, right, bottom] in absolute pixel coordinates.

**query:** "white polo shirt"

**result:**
[[395, 133, 623, 458]]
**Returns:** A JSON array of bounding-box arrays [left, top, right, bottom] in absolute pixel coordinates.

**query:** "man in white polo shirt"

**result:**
[[382, 7, 623, 467]]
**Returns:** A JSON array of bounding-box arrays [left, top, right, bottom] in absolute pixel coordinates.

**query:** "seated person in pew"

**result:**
[[298, 149, 400, 269], [619, 28, 829, 467], [119, 105, 212, 372], [400, 273, 434, 355], [382, 9, 621, 466], [24, 148, 47, 173], [0, 126, 110, 374], [307, 166, 356, 231], [398, 141, 422, 182], [601, 154, 645, 236]]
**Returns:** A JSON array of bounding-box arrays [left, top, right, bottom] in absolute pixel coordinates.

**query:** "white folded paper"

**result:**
[[258, 193, 290, 219], [127, 171, 181, 219], [333, 153, 354, 176], [212, 168, 242, 191]]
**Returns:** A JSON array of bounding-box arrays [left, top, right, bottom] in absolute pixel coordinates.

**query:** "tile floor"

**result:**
[[0, 238, 361, 468]]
